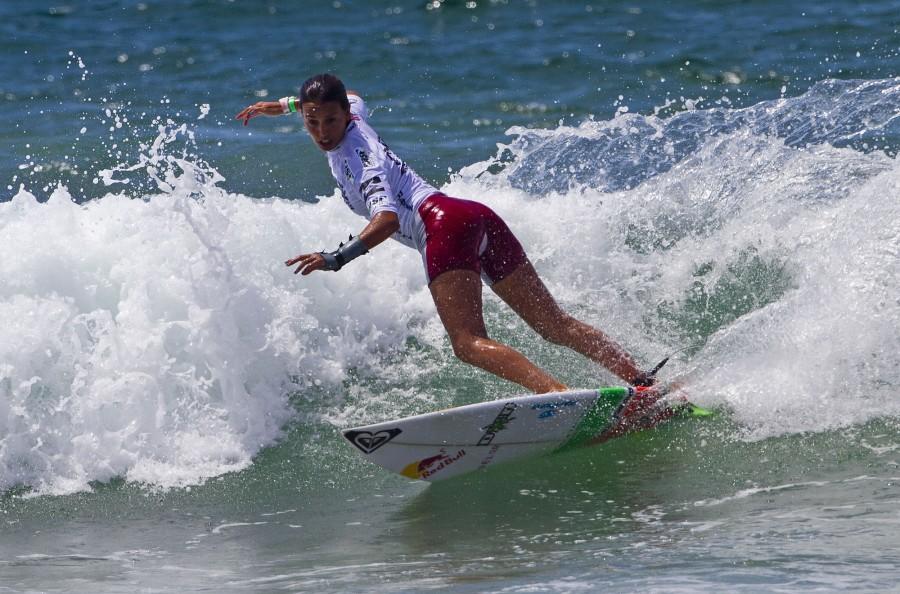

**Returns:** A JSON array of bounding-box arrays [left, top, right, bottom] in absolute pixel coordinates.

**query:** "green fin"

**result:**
[[686, 403, 714, 417]]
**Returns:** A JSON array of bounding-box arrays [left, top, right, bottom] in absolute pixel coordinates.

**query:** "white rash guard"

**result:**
[[324, 94, 438, 251]]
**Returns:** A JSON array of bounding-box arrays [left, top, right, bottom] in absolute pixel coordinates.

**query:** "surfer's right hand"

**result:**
[[235, 101, 284, 126], [285, 252, 326, 275]]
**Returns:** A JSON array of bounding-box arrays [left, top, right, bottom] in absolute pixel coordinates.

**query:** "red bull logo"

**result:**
[[401, 449, 467, 479]]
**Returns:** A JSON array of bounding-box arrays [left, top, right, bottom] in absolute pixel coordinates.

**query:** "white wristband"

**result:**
[[279, 97, 291, 114]]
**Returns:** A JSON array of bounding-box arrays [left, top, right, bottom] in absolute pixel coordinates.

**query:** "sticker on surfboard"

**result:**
[[344, 428, 402, 454]]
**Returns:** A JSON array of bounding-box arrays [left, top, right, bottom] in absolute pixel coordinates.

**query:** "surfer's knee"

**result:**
[[449, 335, 481, 364], [449, 334, 491, 365]]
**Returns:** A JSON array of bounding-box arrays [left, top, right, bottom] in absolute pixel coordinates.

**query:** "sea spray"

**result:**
[[453, 79, 900, 440], [0, 126, 439, 495]]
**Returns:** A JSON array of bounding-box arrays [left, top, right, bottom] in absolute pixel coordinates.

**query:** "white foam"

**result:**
[[0, 128, 439, 495], [459, 122, 900, 441], [672, 140, 900, 438]]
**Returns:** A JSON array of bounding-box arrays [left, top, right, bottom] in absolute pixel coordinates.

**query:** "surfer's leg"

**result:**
[[429, 269, 567, 393], [490, 261, 643, 384]]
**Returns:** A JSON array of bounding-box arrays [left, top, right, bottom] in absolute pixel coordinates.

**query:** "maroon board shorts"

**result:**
[[417, 193, 527, 285]]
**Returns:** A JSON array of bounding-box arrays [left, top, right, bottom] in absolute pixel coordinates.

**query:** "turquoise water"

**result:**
[[2, 2, 900, 592]]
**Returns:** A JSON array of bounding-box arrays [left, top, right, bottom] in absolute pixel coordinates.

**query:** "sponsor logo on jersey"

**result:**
[[401, 448, 466, 479], [360, 175, 385, 200], [378, 137, 409, 176], [477, 402, 517, 445], [343, 160, 354, 183], [344, 428, 402, 454], [355, 148, 370, 167], [531, 399, 578, 419]]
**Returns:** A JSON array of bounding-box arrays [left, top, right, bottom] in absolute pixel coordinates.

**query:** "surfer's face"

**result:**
[[302, 100, 351, 151]]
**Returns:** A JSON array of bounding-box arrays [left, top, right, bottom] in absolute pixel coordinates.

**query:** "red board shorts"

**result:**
[[417, 193, 527, 285]]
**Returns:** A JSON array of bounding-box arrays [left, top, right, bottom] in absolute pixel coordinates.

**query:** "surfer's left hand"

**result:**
[[235, 101, 283, 126]]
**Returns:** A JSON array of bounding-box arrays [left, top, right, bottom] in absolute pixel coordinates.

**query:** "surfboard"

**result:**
[[342, 385, 710, 481]]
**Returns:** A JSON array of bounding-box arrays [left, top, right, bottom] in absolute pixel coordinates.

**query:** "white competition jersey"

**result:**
[[324, 95, 438, 250]]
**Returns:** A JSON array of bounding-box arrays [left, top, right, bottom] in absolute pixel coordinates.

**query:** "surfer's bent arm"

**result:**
[[285, 211, 398, 275], [359, 210, 400, 247]]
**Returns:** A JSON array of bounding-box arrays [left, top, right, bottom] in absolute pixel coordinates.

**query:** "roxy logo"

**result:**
[[344, 428, 402, 454], [355, 148, 371, 167]]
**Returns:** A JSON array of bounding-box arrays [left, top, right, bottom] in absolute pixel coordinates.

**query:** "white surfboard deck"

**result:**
[[342, 386, 695, 482]]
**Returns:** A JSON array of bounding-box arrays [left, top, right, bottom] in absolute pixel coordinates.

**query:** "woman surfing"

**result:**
[[236, 73, 655, 393]]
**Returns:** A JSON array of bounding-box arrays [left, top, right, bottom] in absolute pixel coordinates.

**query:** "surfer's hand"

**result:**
[[285, 252, 326, 275], [235, 101, 283, 126]]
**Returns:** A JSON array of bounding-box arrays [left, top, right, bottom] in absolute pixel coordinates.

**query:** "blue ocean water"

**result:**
[[2, 1, 900, 592]]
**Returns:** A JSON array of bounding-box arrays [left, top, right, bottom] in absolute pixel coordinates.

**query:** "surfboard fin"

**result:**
[[684, 403, 714, 417], [632, 356, 669, 387]]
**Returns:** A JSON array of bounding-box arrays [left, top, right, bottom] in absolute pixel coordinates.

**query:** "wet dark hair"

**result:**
[[299, 73, 350, 111]]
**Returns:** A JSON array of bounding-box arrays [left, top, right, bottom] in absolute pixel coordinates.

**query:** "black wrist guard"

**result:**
[[320, 235, 369, 271]]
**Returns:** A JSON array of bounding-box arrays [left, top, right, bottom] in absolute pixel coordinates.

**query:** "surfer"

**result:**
[[236, 73, 656, 393]]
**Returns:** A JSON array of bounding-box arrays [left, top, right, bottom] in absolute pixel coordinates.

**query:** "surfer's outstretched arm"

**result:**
[[236, 90, 360, 126], [285, 211, 399, 275]]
